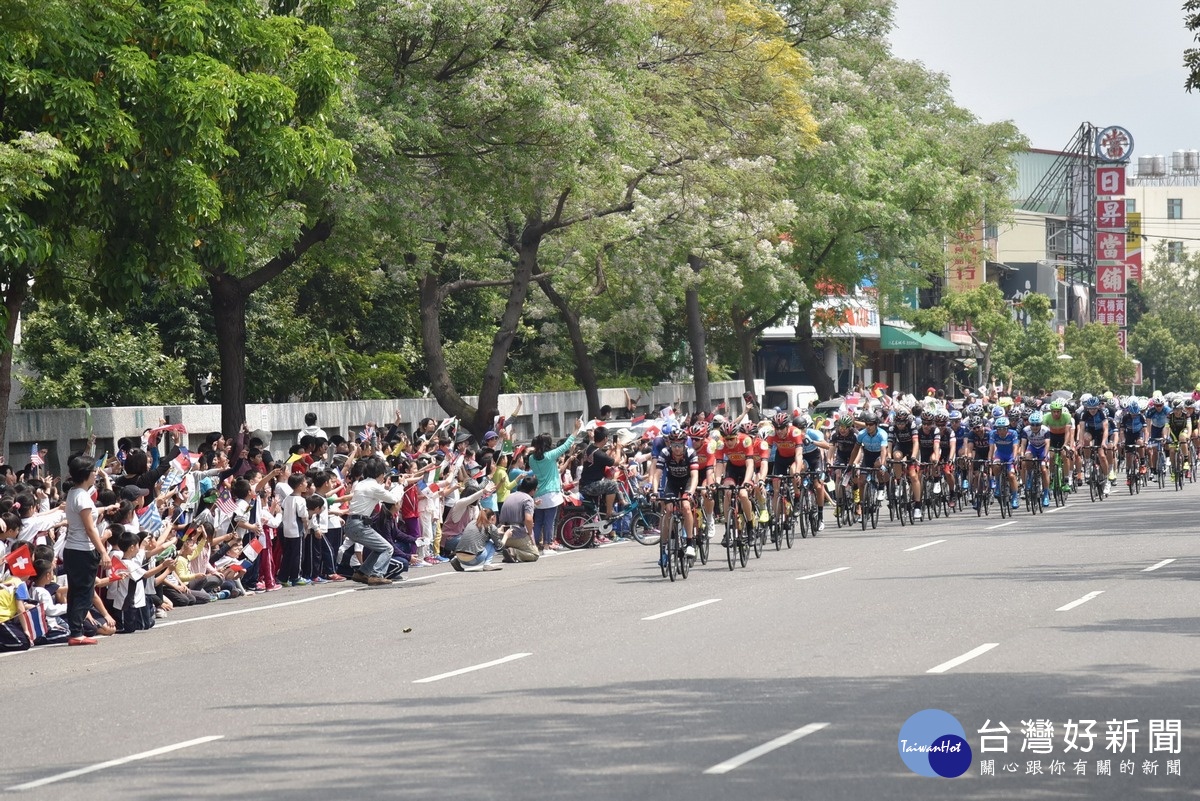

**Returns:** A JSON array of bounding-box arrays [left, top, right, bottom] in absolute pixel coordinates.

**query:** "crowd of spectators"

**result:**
[[0, 389, 696, 651]]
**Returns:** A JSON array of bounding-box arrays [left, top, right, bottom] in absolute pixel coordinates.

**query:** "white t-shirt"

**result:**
[[64, 487, 98, 552], [280, 493, 308, 539]]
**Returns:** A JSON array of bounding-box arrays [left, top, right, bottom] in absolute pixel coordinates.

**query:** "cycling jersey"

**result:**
[[692, 433, 718, 469], [1021, 424, 1050, 457], [1122, 412, 1146, 437], [1043, 410, 1073, 433], [768, 427, 804, 460], [656, 447, 698, 492], [890, 421, 915, 450], [856, 428, 888, 452], [829, 430, 858, 464], [915, 423, 941, 457], [716, 434, 757, 467], [991, 429, 1019, 462], [1079, 408, 1108, 433], [800, 428, 824, 455], [1168, 410, 1191, 437], [1146, 407, 1170, 435]]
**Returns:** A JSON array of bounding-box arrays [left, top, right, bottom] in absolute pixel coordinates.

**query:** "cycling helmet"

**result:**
[[1151, 396, 1165, 408], [740, 420, 758, 435], [1173, 398, 1185, 410], [1028, 411, 1044, 425], [1127, 400, 1141, 414], [996, 417, 1010, 428], [1049, 399, 1065, 412], [861, 412, 879, 425], [970, 416, 987, 429], [796, 414, 812, 429], [1106, 397, 1119, 412], [1187, 398, 1197, 409], [836, 415, 853, 428], [1066, 400, 1079, 413], [991, 406, 1004, 419], [934, 410, 949, 425], [667, 428, 687, 444], [967, 402, 982, 416], [948, 410, 962, 421], [920, 410, 934, 423], [998, 396, 1013, 409], [894, 408, 911, 423], [1026, 397, 1043, 410], [720, 420, 738, 437], [1079, 393, 1092, 405], [689, 421, 710, 438], [1084, 396, 1100, 409], [772, 411, 790, 428]]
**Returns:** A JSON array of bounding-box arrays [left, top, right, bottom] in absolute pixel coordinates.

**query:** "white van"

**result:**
[[764, 385, 819, 414]]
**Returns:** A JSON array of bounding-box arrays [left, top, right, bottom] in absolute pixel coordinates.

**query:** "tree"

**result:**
[[777, 12, 1026, 400], [2, 0, 354, 436], [16, 301, 191, 408], [1130, 312, 1200, 392], [1184, 0, 1200, 92], [994, 292, 1060, 393], [1060, 323, 1137, 395], [913, 284, 1018, 388]]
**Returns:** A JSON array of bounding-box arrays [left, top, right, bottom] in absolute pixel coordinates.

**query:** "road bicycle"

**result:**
[[718, 484, 751, 570], [1078, 445, 1105, 503], [1124, 445, 1142, 495], [1048, 447, 1071, 507], [558, 479, 660, 549], [972, 459, 992, 517], [1021, 455, 1045, 515], [996, 460, 1016, 519], [654, 495, 690, 581], [852, 465, 880, 531]]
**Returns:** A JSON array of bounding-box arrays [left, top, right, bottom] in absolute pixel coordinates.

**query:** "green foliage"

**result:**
[[1060, 323, 1137, 394], [17, 301, 191, 408], [1130, 312, 1200, 391]]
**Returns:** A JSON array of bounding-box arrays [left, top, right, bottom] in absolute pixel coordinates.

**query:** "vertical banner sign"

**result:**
[[1126, 210, 1142, 282], [945, 224, 985, 294], [1093, 133, 1131, 342]]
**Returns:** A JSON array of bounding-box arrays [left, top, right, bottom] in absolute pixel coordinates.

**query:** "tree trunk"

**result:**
[[418, 266, 477, 427], [793, 303, 837, 400], [209, 274, 249, 435], [0, 279, 29, 452], [537, 275, 601, 418], [685, 254, 710, 412]]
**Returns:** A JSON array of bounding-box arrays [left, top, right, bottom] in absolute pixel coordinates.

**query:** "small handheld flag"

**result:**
[[3, 544, 36, 578], [29, 443, 43, 468]]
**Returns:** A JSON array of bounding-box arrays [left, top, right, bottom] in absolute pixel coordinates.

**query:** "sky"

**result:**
[[888, 0, 1200, 160]]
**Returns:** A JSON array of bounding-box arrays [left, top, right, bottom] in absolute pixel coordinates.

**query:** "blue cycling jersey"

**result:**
[[856, 428, 888, 452], [990, 429, 1018, 458], [802, 429, 824, 455], [1122, 413, 1146, 435]]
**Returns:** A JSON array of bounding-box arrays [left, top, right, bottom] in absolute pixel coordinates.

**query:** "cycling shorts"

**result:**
[[769, 456, 795, 477]]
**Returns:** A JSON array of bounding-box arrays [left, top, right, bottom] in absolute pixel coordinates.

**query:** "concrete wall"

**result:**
[[6, 381, 748, 475]]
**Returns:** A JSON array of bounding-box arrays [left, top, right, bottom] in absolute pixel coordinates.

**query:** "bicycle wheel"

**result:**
[[737, 516, 749, 567], [998, 477, 1010, 519], [784, 509, 795, 548], [677, 525, 690, 580], [773, 500, 785, 550], [697, 509, 710, 565], [557, 509, 593, 549], [752, 520, 764, 558], [630, 508, 661, 546], [666, 526, 677, 582]]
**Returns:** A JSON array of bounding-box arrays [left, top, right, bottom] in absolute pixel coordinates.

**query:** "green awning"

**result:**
[[917, 331, 959, 353], [880, 325, 959, 352], [880, 325, 924, 350]]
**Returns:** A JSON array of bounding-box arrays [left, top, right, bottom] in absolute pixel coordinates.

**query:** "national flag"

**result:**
[[286, 452, 305, 466], [241, 537, 264, 565], [95, 452, 109, 471], [215, 487, 238, 518], [630, 414, 646, 425], [161, 467, 185, 492], [29, 443, 43, 467], [137, 503, 164, 536], [171, 445, 192, 474], [3, 544, 36, 578], [145, 423, 188, 448], [109, 555, 129, 580]]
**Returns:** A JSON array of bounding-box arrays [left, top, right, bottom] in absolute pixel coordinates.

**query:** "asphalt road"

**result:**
[[3, 479, 1199, 800]]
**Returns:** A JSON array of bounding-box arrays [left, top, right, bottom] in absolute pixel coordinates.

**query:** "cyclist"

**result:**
[[966, 416, 991, 510], [829, 416, 859, 513], [1042, 399, 1077, 488], [744, 420, 772, 524], [889, 407, 919, 515], [714, 420, 760, 545], [1145, 396, 1171, 477], [655, 428, 698, 563], [849, 412, 888, 519], [1019, 411, 1051, 507], [910, 410, 942, 521], [766, 411, 803, 529], [989, 416, 1021, 510], [1120, 399, 1148, 476], [1076, 396, 1112, 497], [796, 414, 832, 532], [689, 421, 718, 534], [1167, 399, 1192, 478]]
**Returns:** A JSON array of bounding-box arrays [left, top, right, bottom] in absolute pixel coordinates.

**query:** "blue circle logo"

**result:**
[[898, 709, 972, 778]]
